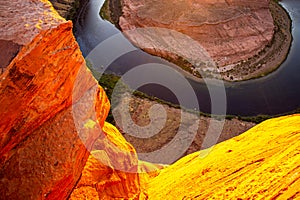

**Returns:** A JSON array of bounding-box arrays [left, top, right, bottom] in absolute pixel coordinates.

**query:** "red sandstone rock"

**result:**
[[118, 0, 274, 72], [0, 0, 142, 198], [70, 122, 141, 199], [0, 0, 111, 198]]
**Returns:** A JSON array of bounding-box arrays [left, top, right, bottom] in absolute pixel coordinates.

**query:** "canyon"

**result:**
[[103, 0, 291, 81], [0, 0, 299, 199]]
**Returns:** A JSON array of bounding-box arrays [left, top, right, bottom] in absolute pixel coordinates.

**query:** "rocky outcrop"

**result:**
[[119, 0, 274, 64], [0, 40, 20, 75], [145, 115, 300, 199], [0, 0, 64, 75], [0, 0, 92, 198], [0, 0, 140, 199], [70, 122, 141, 199], [69, 114, 300, 200], [111, 0, 292, 80]]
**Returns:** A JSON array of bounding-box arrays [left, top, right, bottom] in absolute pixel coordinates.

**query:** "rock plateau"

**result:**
[[105, 0, 291, 81]]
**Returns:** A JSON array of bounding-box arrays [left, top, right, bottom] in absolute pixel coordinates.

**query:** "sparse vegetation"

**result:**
[[91, 0, 295, 124], [86, 61, 300, 125], [66, 0, 81, 21], [100, 0, 123, 28], [100, 0, 111, 21]]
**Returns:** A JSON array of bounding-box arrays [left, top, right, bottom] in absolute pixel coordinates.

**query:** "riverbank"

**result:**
[[49, 0, 81, 20], [100, 0, 292, 82], [114, 93, 256, 157], [95, 73, 258, 158], [221, 0, 292, 81]]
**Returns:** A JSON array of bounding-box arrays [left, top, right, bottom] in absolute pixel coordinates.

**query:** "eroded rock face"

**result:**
[[0, 0, 138, 198], [0, 0, 64, 74], [0, 40, 20, 75], [70, 122, 141, 199], [0, 0, 94, 198], [2, 0, 299, 199], [118, 0, 275, 77], [0, 0, 64, 45]]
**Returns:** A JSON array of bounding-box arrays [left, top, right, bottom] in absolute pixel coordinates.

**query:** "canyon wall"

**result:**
[[0, 0, 141, 199], [49, 0, 79, 19]]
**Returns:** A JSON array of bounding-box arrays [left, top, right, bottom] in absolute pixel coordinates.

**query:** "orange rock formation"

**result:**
[[0, 0, 116, 198], [1, 0, 299, 199]]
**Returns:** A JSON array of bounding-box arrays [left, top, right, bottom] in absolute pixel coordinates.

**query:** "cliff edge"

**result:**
[[0, 0, 140, 199]]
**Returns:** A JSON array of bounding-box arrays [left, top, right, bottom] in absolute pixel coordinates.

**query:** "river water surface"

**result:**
[[75, 0, 300, 116]]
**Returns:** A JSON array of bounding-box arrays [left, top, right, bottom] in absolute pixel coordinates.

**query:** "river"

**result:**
[[74, 0, 300, 116]]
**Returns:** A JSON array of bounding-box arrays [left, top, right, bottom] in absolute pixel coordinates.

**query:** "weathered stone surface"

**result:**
[[0, 22, 82, 161], [119, 0, 274, 66], [145, 115, 300, 199], [117, 0, 276, 79], [0, 40, 20, 75], [0, 0, 64, 75], [70, 122, 141, 199], [1, 1, 299, 199], [0, 0, 64, 45], [0, 106, 88, 199], [0, 0, 110, 198]]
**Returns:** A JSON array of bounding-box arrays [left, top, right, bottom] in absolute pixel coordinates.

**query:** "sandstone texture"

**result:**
[[0, 0, 138, 199], [145, 114, 300, 199], [119, 0, 274, 65], [109, 0, 291, 80], [70, 122, 144, 199], [0, 0, 64, 75]]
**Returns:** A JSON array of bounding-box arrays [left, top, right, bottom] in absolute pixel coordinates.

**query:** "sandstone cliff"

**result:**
[[69, 114, 300, 199], [119, 0, 274, 65], [0, 0, 140, 199]]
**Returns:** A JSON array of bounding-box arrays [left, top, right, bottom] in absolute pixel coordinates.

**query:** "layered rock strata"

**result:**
[[105, 0, 291, 81], [0, 0, 140, 199]]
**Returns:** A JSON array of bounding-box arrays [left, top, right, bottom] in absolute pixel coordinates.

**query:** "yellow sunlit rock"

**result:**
[[145, 115, 300, 199]]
